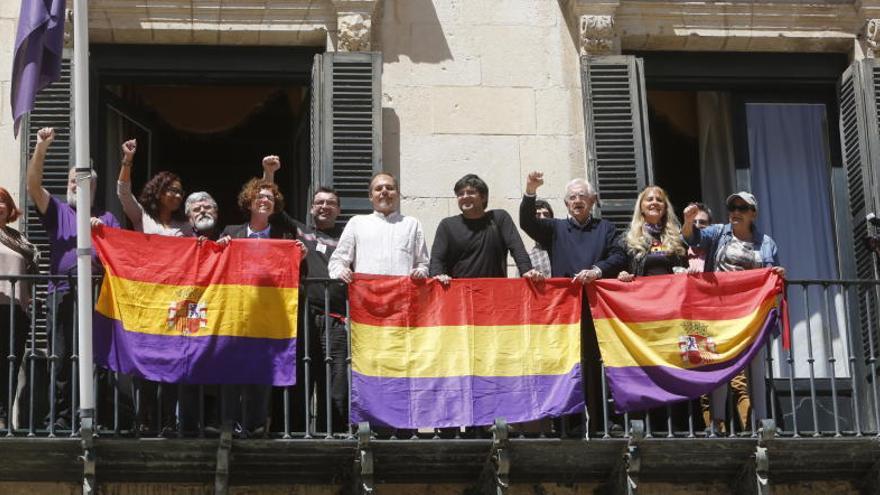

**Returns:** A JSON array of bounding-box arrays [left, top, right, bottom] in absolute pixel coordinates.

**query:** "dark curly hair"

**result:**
[[238, 178, 284, 214], [138, 171, 185, 222]]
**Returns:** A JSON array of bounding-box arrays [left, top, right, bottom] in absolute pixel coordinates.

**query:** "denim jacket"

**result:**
[[684, 223, 779, 273]]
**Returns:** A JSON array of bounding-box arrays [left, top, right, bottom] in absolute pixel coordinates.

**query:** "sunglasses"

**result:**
[[727, 204, 754, 213]]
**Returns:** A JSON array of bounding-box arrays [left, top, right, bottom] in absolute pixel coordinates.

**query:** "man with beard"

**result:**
[[184, 191, 221, 240], [329, 172, 429, 282], [519, 171, 625, 435], [262, 155, 348, 434], [26, 127, 120, 431], [328, 171, 427, 438]]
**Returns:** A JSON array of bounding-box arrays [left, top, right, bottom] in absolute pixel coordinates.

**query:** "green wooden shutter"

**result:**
[[581, 55, 653, 230], [312, 52, 382, 224], [20, 57, 73, 348], [837, 59, 880, 363]]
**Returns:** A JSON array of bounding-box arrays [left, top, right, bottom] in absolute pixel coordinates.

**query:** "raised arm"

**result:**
[[262, 155, 280, 184], [26, 127, 54, 215], [116, 139, 145, 229], [519, 171, 554, 247]]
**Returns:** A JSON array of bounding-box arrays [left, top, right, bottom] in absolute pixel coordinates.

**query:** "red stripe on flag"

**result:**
[[587, 269, 783, 323], [349, 275, 582, 327], [92, 226, 300, 288]]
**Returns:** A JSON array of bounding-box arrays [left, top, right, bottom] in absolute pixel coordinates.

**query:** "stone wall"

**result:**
[[377, 0, 586, 247], [0, 0, 22, 226]]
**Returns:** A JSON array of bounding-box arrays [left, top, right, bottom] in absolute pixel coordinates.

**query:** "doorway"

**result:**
[[91, 44, 320, 229]]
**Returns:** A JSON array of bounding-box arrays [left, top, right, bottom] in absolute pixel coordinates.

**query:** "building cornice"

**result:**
[[563, 0, 880, 54]]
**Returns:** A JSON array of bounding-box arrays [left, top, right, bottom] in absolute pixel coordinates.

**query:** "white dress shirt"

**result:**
[[328, 211, 429, 278]]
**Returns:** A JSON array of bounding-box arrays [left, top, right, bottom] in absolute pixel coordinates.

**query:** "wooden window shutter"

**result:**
[[311, 52, 382, 224], [837, 59, 880, 362], [581, 55, 653, 230], [19, 57, 73, 348]]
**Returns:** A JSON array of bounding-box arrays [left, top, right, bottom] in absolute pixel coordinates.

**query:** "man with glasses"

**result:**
[[262, 156, 348, 433], [519, 171, 626, 434]]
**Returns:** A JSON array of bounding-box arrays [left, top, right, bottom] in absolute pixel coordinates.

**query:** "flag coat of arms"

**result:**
[[349, 275, 584, 429], [588, 268, 783, 413], [92, 226, 300, 385]]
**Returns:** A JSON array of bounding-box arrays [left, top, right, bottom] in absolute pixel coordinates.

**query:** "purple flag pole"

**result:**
[[10, 0, 67, 137]]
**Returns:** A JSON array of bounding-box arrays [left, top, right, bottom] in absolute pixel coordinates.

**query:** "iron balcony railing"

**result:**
[[0, 275, 878, 440]]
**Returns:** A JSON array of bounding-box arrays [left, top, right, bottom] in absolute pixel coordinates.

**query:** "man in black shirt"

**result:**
[[430, 173, 542, 283]]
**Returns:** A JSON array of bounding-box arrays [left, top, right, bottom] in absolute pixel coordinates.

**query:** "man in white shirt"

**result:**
[[329, 172, 429, 281]]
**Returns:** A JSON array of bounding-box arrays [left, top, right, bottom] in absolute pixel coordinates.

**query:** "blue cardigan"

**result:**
[[519, 195, 625, 278]]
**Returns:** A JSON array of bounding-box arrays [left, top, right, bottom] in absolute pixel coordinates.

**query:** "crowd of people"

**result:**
[[0, 126, 785, 436]]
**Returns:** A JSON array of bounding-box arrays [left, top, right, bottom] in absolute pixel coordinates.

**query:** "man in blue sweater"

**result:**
[[519, 171, 625, 434]]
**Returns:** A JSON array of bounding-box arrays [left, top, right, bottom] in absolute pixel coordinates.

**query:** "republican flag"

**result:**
[[92, 226, 300, 385], [11, 0, 66, 137], [349, 275, 584, 429], [588, 268, 783, 413]]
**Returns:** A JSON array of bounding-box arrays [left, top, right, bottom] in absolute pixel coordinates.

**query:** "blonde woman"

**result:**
[[617, 186, 688, 282]]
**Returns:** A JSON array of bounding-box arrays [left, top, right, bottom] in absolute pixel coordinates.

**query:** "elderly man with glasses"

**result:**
[[519, 171, 626, 434]]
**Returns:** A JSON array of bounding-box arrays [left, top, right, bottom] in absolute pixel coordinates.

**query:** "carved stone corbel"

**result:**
[[331, 0, 378, 52], [865, 19, 880, 58], [580, 15, 616, 56]]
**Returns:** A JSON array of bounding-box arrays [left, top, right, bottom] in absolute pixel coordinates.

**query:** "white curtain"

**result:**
[[697, 92, 737, 221], [746, 103, 850, 378]]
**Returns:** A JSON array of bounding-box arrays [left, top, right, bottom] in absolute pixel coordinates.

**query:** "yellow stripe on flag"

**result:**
[[351, 323, 581, 378], [595, 297, 778, 369], [96, 274, 298, 340]]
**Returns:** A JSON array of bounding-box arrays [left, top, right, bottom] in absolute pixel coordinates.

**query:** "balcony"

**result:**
[[0, 275, 878, 493]]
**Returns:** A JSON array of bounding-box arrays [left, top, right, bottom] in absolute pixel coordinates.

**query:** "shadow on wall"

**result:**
[[382, 108, 401, 178], [382, 0, 452, 64]]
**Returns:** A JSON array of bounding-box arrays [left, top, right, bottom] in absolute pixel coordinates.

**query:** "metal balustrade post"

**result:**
[[346, 295, 354, 439], [802, 284, 821, 436], [7, 279, 16, 436], [863, 291, 880, 435], [822, 284, 841, 436], [27, 282, 36, 437], [784, 283, 799, 437], [303, 295, 312, 439], [843, 287, 862, 436], [324, 282, 333, 439]]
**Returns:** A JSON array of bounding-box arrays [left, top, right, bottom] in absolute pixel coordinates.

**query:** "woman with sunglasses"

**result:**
[[116, 139, 190, 236], [616, 186, 689, 282], [682, 192, 785, 434]]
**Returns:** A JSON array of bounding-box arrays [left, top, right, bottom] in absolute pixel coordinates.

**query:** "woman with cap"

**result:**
[[682, 192, 785, 434]]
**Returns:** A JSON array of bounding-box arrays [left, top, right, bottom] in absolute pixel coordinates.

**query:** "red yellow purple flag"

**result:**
[[349, 275, 584, 429], [92, 226, 300, 385], [587, 268, 783, 413]]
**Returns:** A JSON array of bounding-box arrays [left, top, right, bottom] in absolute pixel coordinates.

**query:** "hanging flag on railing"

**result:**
[[92, 226, 300, 385], [349, 275, 584, 429], [11, 0, 67, 136], [588, 268, 783, 413]]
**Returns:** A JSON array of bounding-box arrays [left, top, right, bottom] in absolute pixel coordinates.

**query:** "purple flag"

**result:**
[[11, 0, 67, 137]]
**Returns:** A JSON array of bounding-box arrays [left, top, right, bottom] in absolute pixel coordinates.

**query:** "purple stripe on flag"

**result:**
[[604, 309, 778, 413], [11, 0, 66, 136], [350, 364, 584, 428], [94, 313, 296, 386]]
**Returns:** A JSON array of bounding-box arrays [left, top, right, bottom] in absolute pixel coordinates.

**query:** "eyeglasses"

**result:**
[[566, 193, 592, 202], [257, 193, 276, 201], [693, 219, 710, 227], [727, 204, 754, 213], [165, 187, 184, 196], [312, 200, 339, 207]]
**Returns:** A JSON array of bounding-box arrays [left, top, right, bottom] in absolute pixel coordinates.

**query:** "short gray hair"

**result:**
[[564, 178, 597, 200], [184, 191, 218, 216]]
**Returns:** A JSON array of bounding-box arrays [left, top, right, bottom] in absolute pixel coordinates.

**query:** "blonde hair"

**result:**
[[624, 186, 686, 258]]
